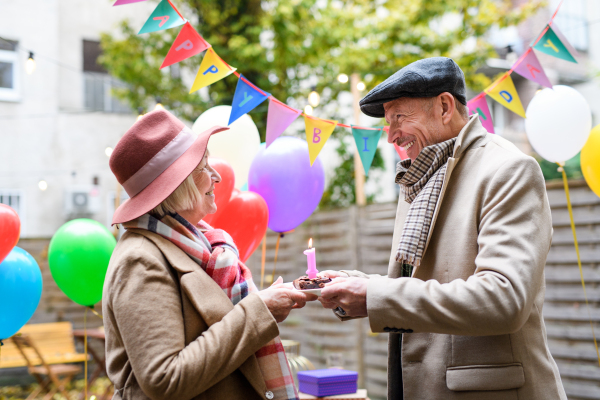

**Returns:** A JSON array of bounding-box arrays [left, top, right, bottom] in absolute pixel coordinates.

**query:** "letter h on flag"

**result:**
[[228, 75, 271, 125]]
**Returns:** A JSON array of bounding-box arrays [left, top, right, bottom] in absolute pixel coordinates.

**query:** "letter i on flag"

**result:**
[[190, 48, 236, 93], [486, 74, 526, 118], [228, 75, 271, 125], [512, 49, 552, 88], [266, 99, 302, 147], [351, 126, 383, 176], [304, 116, 338, 166], [161, 23, 210, 69], [533, 23, 578, 63], [467, 96, 494, 134], [138, 0, 185, 34]]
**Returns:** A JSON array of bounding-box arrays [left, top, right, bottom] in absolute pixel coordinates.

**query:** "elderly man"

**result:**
[[319, 57, 566, 399]]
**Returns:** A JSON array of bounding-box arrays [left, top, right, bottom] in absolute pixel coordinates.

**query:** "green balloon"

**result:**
[[48, 219, 116, 306]]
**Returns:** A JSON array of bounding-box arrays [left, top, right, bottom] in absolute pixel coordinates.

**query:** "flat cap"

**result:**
[[359, 57, 467, 118]]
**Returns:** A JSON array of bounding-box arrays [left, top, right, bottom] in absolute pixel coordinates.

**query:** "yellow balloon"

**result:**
[[581, 124, 600, 198]]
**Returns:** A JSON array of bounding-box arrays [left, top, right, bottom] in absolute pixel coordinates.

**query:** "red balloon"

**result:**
[[0, 204, 21, 263], [211, 190, 269, 263], [203, 157, 235, 225]]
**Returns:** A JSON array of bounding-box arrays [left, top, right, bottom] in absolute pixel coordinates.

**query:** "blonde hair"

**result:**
[[151, 162, 204, 216]]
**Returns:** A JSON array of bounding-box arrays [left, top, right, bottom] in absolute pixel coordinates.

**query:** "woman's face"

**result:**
[[193, 152, 221, 218]]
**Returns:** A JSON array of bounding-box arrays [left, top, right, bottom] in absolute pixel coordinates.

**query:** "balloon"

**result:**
[[581, 124, 600, 198], [192, 106, 260, 189], [0, 247, 42, 339], [248, 136, 325, 233], [0, 204, 20, 264], [203, 157, 235, 225], [211, 189, 269, 263], [525, 85, 592, 163], [48, 219, 116, 306]]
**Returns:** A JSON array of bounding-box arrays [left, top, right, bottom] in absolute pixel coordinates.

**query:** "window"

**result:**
[[0, 190, 25, 237], [0, 39, 21, 102], [83, 40, 130, 113]]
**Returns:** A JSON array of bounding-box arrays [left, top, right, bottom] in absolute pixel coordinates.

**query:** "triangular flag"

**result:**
[[189, 48, 236, 93], [161, 23, 210, 69], [228, 75, 271, 125], [533, 24, 577, 63], [138, 0, 185, 34], [352, 126, 383, 176], [486, 74, 526, 118], [266, 99, 301, 147], [384, 126, 408, 160], [467, 96, 495, 133], [512, 49, 552, 88], [551, 23, 580, 59], [114, 0, 146, 5], [304, 116, 338, 166]]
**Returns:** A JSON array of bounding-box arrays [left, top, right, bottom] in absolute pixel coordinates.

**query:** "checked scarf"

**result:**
[[395, 137, 456, 277], [123, 212, 298, 400]]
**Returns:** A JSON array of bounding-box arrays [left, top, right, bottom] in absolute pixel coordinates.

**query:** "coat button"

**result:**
[[265, 391, 274, 399]]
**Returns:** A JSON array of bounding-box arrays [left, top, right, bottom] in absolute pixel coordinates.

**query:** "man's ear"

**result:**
[[439, 92, 455, 125]]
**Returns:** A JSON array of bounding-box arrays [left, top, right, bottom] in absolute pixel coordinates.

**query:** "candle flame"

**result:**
[[308, 238, 312, 249]]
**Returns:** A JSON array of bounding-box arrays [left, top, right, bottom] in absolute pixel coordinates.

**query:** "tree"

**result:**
[[100, 0, 541, 207]]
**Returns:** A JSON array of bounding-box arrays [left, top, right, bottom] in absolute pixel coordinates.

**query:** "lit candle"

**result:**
[[304, 238, 318, 279]]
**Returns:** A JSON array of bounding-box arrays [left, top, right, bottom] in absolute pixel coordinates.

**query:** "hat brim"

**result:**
[[112, 125, 229, 225]]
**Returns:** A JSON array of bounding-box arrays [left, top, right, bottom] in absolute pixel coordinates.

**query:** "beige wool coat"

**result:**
[[344, 116, 566, 399], [102, 228, 280, 400]]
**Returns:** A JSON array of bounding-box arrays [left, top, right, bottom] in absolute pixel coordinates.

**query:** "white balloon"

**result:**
[[525, 85, 591, 163], [192, 106, 261, 189]]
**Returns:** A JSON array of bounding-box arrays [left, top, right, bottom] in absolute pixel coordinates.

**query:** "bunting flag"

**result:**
[[513, 49, 552, 88], [533, 24, 577, 63], [114, 0, 146, 5], [393, 143, 409, 160], [266, 99, 302, 147], [138, 0, 185, 34], [467, 96, 494, 134], [190, 48, 236, 93], [160, 22, 210, 69], [228, 76, 271, 125], [352, 126, 383, 176], [304, 116, 338, 166], [486, 74, 526, 118], [551, 23, 580, 59]]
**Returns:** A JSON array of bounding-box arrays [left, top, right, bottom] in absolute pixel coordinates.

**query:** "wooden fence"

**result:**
[[11, 180, 600, 399]]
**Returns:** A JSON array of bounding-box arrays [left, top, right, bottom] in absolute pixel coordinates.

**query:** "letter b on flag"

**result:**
[[313, 128, 321, 143]]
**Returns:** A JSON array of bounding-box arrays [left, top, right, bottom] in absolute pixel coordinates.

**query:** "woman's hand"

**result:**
[[319, 270, 349, 279], [257, 277, 318, 323]]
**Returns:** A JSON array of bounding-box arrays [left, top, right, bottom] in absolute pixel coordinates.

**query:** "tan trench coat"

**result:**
[[345, 116, 566, 399], [102, 228, 279, 400]]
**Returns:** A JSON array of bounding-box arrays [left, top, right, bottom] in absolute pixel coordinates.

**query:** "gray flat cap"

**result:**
[[359, 57, 467, 118]]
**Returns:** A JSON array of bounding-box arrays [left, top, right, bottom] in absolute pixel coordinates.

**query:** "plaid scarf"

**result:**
[[123, 213, 298, 400], [395, 138, 456, 277]]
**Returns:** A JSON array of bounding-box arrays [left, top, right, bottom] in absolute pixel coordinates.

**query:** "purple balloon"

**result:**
[[248, 137, 325, 233]]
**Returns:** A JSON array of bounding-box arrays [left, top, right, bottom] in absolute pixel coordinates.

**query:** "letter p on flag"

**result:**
[[190, 48, 236, 93], [161, 22, 211, 69]]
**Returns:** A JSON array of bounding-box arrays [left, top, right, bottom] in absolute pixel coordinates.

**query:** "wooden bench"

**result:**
[[0, 322, 89, 369]]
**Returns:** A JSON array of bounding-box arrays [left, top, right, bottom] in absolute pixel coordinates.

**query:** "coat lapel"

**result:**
[[125, 228, 269, 398]]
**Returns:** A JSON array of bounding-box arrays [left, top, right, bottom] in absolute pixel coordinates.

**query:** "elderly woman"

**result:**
[[103, 109, 314, 400]]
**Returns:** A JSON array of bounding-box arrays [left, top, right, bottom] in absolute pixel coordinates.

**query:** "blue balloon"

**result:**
[[0, 247, 43, 340]]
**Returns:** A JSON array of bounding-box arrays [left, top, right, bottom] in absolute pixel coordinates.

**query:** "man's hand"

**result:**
[[318, 270, 349, 279], [318, 277, 368, 318], [258, 277, 318, 323]]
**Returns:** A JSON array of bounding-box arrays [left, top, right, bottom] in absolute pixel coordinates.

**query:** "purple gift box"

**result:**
[[297, 369, 358, 397]]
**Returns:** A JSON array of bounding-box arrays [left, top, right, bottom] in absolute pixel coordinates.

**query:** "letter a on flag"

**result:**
[[138, 0, 185, 34], [513, 49, 552, 88], [352, 126, 383, 176], [161, 23, 210, 69], [190, 48, 236, 93], [467, 96, 494, 134], [304, 115, 337, 166], [533, 24, 577, 63], [266, 99, 302, 147], [228, 75, 271, 125], [486, 74, 526, 118]]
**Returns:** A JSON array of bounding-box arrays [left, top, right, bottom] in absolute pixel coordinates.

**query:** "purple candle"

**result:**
[[304, 238, 318, 279]]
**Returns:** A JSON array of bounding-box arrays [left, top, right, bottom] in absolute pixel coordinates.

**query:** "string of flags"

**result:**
[[114, 0, 575, 174]]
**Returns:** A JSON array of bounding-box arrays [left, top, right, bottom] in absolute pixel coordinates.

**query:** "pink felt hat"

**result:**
[[109, 109, 228, 224]]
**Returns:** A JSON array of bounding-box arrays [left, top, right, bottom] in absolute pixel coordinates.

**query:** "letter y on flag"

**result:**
[[228, 75, 271, 125]]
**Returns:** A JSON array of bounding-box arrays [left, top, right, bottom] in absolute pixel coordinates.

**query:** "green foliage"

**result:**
[[537, 153, 583, 181]]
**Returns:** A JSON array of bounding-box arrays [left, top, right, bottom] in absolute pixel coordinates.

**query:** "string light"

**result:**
[[356, 82, 366, 91], [25, 52, 35, 75], [105, 147, 113, 157], [154, 96, 164, 111], [337, 74, 349, 83], [38, 180, 48, 191], [304, 105, 313, 115], [308, 89, 320, 107]]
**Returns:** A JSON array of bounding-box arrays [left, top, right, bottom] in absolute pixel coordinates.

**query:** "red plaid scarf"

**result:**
[[123, 212, 299, 400]]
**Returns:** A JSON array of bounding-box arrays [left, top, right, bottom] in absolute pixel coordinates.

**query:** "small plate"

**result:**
[[283, 282, 322, 296]]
